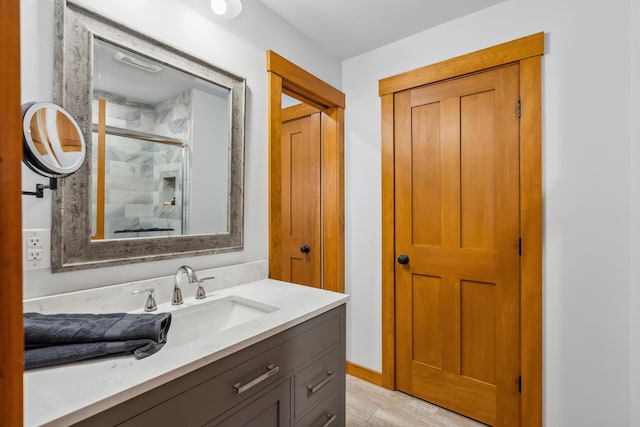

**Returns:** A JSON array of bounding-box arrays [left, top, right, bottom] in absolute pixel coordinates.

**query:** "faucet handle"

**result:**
[[131, 288, 157, 312], [195, 276, 215, 300], [172, 286, 183, 305]]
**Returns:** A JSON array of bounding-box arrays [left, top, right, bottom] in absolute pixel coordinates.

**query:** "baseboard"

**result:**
[[346, 361, 383, 386]]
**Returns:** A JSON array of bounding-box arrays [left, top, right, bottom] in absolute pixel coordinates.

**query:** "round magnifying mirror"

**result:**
[[22, 102, 86, 178]]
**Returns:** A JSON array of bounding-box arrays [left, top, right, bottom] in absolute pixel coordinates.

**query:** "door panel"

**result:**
[[411, 103, 442, 247], [461, 91, 496, 250], [411, 274, 442, 369], [395, 65, 520, 426], [281, 111, 321, 288], [460, 280, 496, 384]]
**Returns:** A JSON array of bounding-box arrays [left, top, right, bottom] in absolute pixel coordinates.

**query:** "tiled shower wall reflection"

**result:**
[[91, 91, 189, 239]]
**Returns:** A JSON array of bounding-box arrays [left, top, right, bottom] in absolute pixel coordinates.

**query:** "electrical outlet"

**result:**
[[23, 229, 51, 270], [27, 249, 43, 261], [27, 237, 42, 249]]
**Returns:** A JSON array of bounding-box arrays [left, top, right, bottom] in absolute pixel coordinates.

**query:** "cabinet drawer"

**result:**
[[120, 342, 291, 426], [296, 393, 340, 427], [289, 314, 339, 359], [294, 347, 340, 418]]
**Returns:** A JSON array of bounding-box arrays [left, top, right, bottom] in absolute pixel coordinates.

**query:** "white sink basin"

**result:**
[[166, 296, 279, 347]]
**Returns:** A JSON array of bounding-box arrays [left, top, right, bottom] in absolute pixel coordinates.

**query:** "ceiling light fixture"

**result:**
[[113, 52, 162, 73], [210, 0, 242, 19]]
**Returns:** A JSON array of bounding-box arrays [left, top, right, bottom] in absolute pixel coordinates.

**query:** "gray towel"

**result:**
[[24, 312, 172, 369]]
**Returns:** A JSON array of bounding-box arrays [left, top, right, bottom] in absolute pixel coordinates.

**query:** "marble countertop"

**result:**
[[23, 279, 349, 426]]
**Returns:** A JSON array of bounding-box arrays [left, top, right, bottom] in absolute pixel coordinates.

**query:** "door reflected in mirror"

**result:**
[[90, 39, 231, 240]]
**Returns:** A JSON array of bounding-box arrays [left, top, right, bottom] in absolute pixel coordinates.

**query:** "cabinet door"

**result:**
[[210, 380, 291, 427]]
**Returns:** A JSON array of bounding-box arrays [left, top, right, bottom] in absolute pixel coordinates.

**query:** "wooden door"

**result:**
[[280, 106, 321, 287], [395, 64, 521, 426], [0, 0, 24, 423]]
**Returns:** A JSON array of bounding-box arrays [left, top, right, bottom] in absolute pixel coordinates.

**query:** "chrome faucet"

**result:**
[[172, 265, 214, 304], [172, 265, 199, 305]]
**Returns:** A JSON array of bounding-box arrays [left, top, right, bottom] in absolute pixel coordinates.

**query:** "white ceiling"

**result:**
[[93, 39, 228, 105], [93, 0, 509, 103], [257, 0, 507, 59]]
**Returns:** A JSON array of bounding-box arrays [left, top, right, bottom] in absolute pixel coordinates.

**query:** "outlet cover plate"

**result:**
[[23, 229, 51, 270]]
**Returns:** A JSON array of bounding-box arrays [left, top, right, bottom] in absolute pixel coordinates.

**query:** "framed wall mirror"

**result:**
[[52, 0, 246, 271]]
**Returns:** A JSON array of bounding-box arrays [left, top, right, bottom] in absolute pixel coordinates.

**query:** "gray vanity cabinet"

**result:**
[[74, 305, 345, 427]]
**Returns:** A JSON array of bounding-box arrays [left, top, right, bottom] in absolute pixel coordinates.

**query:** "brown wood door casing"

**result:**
[[380, 33, 544, 426], [394, 64, 521, 426], [267, 50, 345, 293]]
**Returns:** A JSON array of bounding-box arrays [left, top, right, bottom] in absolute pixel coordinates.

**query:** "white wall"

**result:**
[[20, 0, 341, 298], [343, 0, 633, 426], [630, 0, 640, 425]]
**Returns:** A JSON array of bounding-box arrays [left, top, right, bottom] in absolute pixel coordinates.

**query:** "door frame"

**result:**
[[379, 33, 544, 426], [266, 50, 346, 293], [0, 0, 24, 423]]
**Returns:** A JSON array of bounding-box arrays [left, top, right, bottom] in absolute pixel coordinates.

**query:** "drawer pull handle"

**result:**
[[322, 413, 337, 427], [233, 364, 280, 394], [307, 370, 336, 395]]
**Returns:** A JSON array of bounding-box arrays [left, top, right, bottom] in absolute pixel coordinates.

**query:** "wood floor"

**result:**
[[346, 375, 487, 426]]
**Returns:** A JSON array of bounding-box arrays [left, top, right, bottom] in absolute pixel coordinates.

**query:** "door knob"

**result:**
[[300, 244, 310, 253], [397, 254, 409, 265]]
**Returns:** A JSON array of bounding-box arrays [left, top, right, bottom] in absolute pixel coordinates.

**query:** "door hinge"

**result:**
[[518, 238, 522, 256], [517, 99, 521, 118], [518, 375, 522, 393]]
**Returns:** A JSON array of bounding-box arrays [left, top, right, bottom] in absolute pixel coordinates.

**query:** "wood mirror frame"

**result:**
[[52, 0, 246, 272]]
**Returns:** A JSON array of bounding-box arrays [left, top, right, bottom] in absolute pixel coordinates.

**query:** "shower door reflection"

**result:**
[[91, 128, 186, 240]]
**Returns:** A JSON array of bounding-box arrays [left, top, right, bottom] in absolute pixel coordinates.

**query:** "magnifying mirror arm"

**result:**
[[22, 177, 58, 199]]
